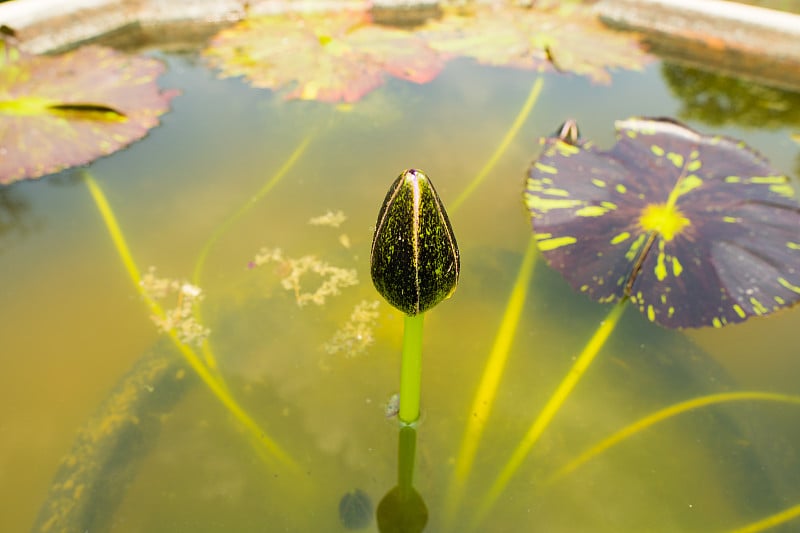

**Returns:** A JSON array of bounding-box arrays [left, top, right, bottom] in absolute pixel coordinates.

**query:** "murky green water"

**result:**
[[2, 20, 800, 533]]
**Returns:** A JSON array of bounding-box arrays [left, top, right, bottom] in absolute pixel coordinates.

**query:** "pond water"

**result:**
[[2, 12, 800, 533]]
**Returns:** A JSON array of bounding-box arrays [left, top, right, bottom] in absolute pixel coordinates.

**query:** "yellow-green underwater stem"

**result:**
[[190, 129, 317, 376], [473, 298, 628, 525], [727, 503, 800, 533], [83, 172, 298, 471], [449, 76, 544, 213], [546, 390, 800, 532], [443, 236, 538, 527], [399, 313, 425, 425], [442, 74, 543, 529], [548, 390, 800, 484]]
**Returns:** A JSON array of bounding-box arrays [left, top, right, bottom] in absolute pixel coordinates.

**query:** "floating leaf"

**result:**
[[204, 11, 444, 103], [418, 4, 651, 83], [525, 117, 800, 328], [0, 39, 177, 185]]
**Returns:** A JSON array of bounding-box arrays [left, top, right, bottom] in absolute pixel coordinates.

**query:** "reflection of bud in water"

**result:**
[[339, 488, 373, 530], [370, 169, 460, 316]]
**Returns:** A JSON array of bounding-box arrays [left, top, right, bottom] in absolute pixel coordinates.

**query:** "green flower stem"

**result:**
[[449, 76, 544, 213], [399, 313, 426, 425], [473, 298, 628, 526], [443, 236, 538, 528], [547, 391, 800, 485], [84, 172, 298, 471]]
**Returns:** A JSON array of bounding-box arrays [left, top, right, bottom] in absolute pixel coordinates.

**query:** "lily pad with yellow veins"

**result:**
[[525, 117, 800, 329], [0, 39, 177, 185]]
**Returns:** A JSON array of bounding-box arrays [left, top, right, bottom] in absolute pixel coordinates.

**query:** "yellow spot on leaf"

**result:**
[[654, 252, 667, 281], [555, 141, 580, 156], [770, 184, 795, 198], [615, 184, 627, 194], [687, 159, 702, 172], [666, 152, 684, 168], [750, 297, 768, 315], [543, 188, 570, 197], [732, 304, 746, 318], [534, 162, 558, 174], [625, 234, 647, 261], [668, 306, 675, 317], [591, 178, 606, 188], [675, 175, 703, 196], [650, 145, 665, 157], [778, 277, 800, 294], [725, 176, 741, 183], [672, 257, 683, 277], [575, 205, 609, 217], [749, 176, 787, 184], [722, 216, 739, 223], [537, 236, 577, 251], [712, 317, 722, 328], [610, 232, 630, 245], [788, 242, 800, 250], [647, 305, 655, 321], [525, 196, 583, 213]]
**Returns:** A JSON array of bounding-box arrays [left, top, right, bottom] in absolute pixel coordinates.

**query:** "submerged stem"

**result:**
[[191, 129, 317, 287], [727, 502, 800, 533], [443, 236, 538, 527], [84, 172, 298, 471], [190, 128, 317, 383], [399, 313, 426, 425], [449, 76, 544, 213], [474, 299, 628, 525], [548, 391, 800, 485]]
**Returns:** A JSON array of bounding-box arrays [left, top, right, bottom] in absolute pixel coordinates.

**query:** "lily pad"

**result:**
[[204, 11, 444, 103], [525, 117, 800, 328], [418, 4, 652, 83], [0, 39, 177, 185]]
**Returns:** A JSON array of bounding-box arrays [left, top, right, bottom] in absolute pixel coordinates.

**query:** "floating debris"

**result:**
[[309, 209, 347, 228], [252, 247, 358, 306], [384, 393, 400, 418], [139, 267, 210, 346], [324, 300, 380, 357]]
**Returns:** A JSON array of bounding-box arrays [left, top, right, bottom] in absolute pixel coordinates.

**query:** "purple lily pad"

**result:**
[[0, 39, 178, 185]]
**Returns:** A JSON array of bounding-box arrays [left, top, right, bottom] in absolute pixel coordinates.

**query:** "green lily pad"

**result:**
[[0, 39, 177, 185], [525, 117, 800, 329], [418, 4, 652, 84], [203, 10, 444, 103]]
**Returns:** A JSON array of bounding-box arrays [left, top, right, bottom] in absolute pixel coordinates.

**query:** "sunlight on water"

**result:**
[[1, 23, 800, 533]]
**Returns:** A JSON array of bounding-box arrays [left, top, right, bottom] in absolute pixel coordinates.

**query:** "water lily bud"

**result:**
[[370, 169, 460, 316]]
